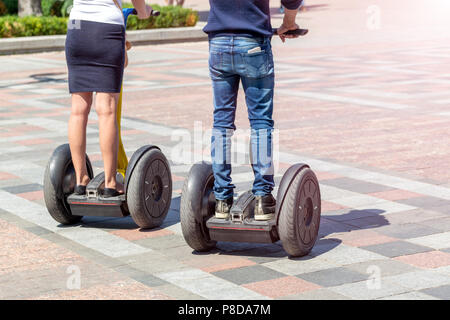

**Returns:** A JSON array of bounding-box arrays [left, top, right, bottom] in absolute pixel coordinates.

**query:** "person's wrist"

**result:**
[[282, 20, 297, 30]]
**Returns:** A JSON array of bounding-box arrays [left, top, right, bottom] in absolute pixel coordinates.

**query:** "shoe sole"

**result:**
[[215, 212, 229, 219], [254, 214, 275, 221]]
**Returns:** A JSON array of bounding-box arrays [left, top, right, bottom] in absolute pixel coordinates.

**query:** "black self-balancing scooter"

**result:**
[[43, 8, 172, 229], [180, 28, 319, 257]]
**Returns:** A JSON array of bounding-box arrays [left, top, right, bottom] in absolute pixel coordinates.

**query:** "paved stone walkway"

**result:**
[[0, 0, 450, 299]]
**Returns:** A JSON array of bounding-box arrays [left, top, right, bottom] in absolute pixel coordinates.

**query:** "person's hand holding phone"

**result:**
[[137, 5, 153, 19], [131, 0, 153, 19], [278, 7, 300, 43]]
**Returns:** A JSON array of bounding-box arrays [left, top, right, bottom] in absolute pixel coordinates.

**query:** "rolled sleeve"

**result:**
[[281, 0, 303, 10]]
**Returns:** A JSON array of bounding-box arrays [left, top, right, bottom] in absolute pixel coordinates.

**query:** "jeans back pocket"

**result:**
[[242, 50, 273, 79], [209, 51, 223, 70]]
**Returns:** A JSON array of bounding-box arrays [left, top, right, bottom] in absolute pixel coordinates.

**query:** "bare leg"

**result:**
[[95, 92, 123, 193], [68, 92, 92, 186]]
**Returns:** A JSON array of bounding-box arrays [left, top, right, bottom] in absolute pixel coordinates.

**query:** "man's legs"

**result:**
[[209, 40, 240, 203], [240, 39, 276, 220], [241, 59, 275, 197]]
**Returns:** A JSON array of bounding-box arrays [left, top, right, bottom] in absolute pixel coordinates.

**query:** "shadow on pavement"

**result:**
[[0, 72, 67, 89], [60, 196, 181, 232], [57, 195, 390, 260], [202, 208, 389, 259]]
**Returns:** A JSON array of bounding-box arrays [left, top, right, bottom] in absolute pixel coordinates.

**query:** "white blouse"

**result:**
[[69, 0, 124, 25]]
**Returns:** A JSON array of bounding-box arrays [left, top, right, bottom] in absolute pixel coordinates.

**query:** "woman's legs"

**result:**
[[68, 92, 93, 186], [95, 92, 123, 193]]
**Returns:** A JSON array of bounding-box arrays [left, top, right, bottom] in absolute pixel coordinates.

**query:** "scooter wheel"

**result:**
[[180, 162, 217, 252], [127, 148, 172, 229], [43, 144, 94, 225], [278, 167, 321, 257]]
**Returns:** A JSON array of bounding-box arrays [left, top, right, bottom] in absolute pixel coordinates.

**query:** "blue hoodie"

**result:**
[[203, 0, 303, 38]]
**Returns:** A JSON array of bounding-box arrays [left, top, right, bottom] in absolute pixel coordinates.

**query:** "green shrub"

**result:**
[[0, 1, 8, 16], [0, 4, 198, 38], [3, 0, 16, 15], [42, 0, 72, 17], [123, 4, 198, 30], [0, 15, 67, 37]]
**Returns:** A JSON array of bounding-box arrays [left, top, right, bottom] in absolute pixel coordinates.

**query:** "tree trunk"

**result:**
[[18, 0, 43, 17]]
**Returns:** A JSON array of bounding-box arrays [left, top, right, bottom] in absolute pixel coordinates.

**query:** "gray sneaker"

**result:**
[[254, 194, 276, 221], [215, 197, 233, 219]]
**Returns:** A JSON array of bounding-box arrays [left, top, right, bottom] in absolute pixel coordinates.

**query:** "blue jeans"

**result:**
[[209, 36, 275, 200]]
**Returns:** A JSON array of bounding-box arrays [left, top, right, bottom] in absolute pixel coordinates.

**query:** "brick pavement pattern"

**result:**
[[0, 0, 450, 299]]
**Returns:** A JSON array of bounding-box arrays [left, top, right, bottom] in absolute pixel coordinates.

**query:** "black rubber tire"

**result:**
[[278, 167, 321, 257], [127, 148, 172, 229], [180, 162, 217, 252], [43, 144, 93, 225]]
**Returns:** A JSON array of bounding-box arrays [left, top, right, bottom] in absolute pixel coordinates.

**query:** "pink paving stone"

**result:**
[[200, 258, 257, 273], [369, 189, 424, 201], [0, 111, 23, 117], [36, 112, 64, 117], [394, 251, 450, 269], [172, 174, 185, 182], [181, 253, 256, 273], [335, 229, 397, 247], [109, 227, 174, 241], [16, 190, 44, 201], [314, 171, 343, 181], [0, 218, 86, 275], [0, 171, 18, 180], [32, 280, 172, 300], [121, 129, 146, 136], [89, 153, 103, 162], [16, 138, 54, 146], [243, 276, 321, 298], [321, 201, 349, 213]]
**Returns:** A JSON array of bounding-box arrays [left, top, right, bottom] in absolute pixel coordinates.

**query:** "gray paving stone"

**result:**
[[318, 217, 354, 238], [212, 265, 286, 285], [133, 233, 187, 250], [336, 214, 390, 230], [322, 177, 394, 194], [379, 291, 439, 300], [277, 288, 350, 300], [419, 216, 450, 232], [216, 241, 281, 253], [1, 183, 43, 194], [396, 196, 450, 210], [112, 265, 169, 287], [0, 180, 38, 191], [376, 223, 441, 239], [428, 204, 450, 215], [345, 259, 418, 277], [329, 278, 410, 300], [324, 208, 387, 222], [385, 270, 450, 291], [297, 267, 368, 287], [360, 241, 433, 258], [421, 284, 450, 300], [226, 244, 287, 264], [383, 208, 447, 225], [156, 283, 206, 300]]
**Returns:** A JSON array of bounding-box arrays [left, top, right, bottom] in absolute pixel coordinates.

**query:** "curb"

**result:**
[[0, 22, 208, 55]]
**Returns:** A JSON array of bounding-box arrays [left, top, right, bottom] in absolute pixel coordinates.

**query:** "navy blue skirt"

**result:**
[[65, 20, 125, 93]]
